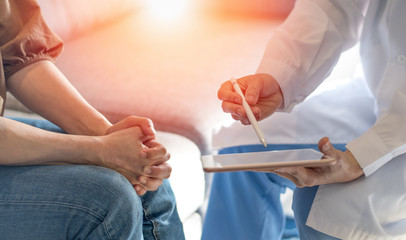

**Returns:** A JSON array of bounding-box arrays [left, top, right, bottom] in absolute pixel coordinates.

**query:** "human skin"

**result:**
[[217, 73, 363, 186], [2, 61, 170, 195]]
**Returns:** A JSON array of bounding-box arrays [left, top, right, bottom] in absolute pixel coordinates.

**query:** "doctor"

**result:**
[[214, 0, 406, 239]]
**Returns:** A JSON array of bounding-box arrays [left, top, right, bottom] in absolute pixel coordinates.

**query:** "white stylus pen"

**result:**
[[230, 78, 267, 147]]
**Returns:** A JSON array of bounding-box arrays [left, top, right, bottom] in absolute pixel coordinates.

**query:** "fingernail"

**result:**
[[246, 95, 255, 104], [323, 142, 331, 152], [140, 177, 147, 185], [148, 126, 156, 135], [237, 108, 244, 115], [144, 167, 152, 175]]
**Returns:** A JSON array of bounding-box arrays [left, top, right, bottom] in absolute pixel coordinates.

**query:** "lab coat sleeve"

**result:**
[[346, 90, 406, 176], [256, 0, 369, 112]]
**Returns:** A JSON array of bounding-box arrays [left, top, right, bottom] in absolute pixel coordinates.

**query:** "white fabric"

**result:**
[[156, 131, 205, 222], [248, 0, 406, 238], [212, 47, 376, 149]]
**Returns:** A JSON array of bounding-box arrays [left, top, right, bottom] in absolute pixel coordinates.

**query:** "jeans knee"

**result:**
[[0, 165, 144, 239], [81, 166, 142, 213], [76, 166, 143, 238]]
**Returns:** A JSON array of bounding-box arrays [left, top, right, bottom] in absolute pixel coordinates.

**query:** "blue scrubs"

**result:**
[[202, 144, 346, 240]]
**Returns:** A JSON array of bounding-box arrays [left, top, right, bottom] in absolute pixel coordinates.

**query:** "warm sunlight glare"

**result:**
[[141, 0, 194, 23]]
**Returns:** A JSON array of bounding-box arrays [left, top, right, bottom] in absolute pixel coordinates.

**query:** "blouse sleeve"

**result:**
[[256, 0, 369, 112], [0, 0, 64, 80]]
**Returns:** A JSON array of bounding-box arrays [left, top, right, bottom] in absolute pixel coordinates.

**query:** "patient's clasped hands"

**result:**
[[100, 116, 171, 196], [218, 73, 364, 186]]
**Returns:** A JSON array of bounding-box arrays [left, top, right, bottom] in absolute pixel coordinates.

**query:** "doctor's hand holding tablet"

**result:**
[[205, 73, 364, 187]]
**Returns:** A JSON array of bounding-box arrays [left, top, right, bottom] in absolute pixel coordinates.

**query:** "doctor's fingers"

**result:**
[[273, 171, 304, 187], [274, 167, 323, 187], [218, 81, 242, 104], [244, 78, 263, 105], [231, 113, 250, 125], [221, 98, 245, 116], [318, 137, 338, 158]]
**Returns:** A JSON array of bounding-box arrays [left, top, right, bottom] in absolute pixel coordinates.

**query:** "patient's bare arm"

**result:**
[[4, 60, 171, 195]]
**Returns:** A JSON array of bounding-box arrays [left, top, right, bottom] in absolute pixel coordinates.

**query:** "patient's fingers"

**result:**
[[106, 116, 156, 138], [133, 184, 147, 196], [137, 176, 163, 192], [142, 141, 170, 162], [143, 162, 172, 179]]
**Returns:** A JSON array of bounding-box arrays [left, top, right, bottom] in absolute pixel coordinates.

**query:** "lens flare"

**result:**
[[141, 0, 193, 23]]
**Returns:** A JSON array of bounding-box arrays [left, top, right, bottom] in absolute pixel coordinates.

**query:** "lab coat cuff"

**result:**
[[346, 130, 391, 177], [256, 58, 297, 112]]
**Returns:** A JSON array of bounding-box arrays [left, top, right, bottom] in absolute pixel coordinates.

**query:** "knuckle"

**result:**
[[231, 114, 240, 120], [160, 146, 167, 155], [217, 89, 224, 100], [302, 178, 316, 187], [167, 167, 172, 178], [221, 101, 229, 112]]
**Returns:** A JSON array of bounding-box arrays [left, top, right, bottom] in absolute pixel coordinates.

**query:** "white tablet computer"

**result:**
[[201, 148, 335, 172]]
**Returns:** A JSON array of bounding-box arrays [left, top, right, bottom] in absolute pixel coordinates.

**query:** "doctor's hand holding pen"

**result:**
[[217, 73, 364, 187], [217, 73, 283, 125]]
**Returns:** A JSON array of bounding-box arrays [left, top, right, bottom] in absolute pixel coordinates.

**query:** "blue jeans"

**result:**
[[0, 118, 185, 240]]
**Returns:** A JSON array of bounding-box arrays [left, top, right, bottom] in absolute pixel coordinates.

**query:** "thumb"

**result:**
[[244, 78, 263, 105], [318, 137, 335, 157], [106, 116, 156, 137]]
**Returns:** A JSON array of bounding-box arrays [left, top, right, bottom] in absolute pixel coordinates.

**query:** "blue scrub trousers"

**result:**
[[202, 144, 346, 240], [0, 118, 185, 240]]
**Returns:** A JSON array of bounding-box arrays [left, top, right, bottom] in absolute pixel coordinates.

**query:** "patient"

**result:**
[[0, 0, 184, 239]]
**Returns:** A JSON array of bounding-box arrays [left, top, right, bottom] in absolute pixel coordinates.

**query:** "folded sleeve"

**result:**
[[346, 90, 406, 176], [256, 0, 369, 111], [0, 0, 63, 80]]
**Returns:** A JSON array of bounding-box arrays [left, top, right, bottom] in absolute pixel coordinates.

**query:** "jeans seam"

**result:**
[[143, 207, 160, 240], [102, 220, 114, 240], [0, 200, 118, 239], [0, 200, 105, 220]]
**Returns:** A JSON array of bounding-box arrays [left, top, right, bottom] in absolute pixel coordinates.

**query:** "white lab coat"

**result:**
[[254, 0, 406, 239]]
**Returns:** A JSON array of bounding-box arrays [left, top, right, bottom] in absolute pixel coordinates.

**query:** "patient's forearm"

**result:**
[[0, 117, 95, 166], [6, 60, 111, 136]]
